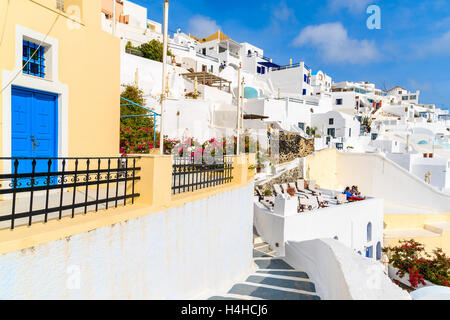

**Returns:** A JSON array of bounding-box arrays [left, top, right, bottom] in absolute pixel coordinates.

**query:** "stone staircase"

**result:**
[[209, 233, 321, 300]]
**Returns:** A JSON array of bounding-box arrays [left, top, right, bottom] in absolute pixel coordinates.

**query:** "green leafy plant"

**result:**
[[120, 85, 158, 156], [306, 126, 318, 137], [263, 190, 272, 197], [362, 116, 372, 127], [139, 39, 173, 62]]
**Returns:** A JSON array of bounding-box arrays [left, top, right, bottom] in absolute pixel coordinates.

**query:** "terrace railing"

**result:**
[[272, 62, 301, 71], [168, 43, 190, 52], [196, 52, 220, 63], [172, 156, 233, 195], [0, 157, 141, 230], [125, 47, 144, 57]]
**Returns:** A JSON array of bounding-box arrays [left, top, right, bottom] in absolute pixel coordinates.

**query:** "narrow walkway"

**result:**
[[209, 233, 321, 300]]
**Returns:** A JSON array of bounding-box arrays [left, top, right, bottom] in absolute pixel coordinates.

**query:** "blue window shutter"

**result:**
[[22, 40, 46, 78]]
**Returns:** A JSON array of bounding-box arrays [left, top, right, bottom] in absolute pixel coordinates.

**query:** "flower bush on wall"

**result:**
[[383, 239, 450, 289], [120, 126, 158, 155], [120, 85, 159, 156]]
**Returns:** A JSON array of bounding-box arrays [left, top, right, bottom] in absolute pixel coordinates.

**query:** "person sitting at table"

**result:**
[[352, 186, 361, 196], [344, 187, 365, 201], [344, 187, 353, 199]]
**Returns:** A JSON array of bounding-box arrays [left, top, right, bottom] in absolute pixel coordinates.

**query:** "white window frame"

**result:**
[[1, 25, 69, 174]]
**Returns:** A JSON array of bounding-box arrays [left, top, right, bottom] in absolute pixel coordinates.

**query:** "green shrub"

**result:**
[[139, 39, 173, 62], [120, 85, 157, 155]]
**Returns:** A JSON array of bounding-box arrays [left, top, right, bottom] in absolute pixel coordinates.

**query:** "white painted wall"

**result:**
[[385, 153, 415, 171], [123, 0, 148, 29], [245, 99, 286, 123], [254, 198, 384, 259], [331, 91, 357, 109], [0, 184, 254, 300], [163, 99, 237, 142], [102, 14, 162, 46], [411, 157, 450, 191], [372, 138, 403, 153], [285, 240, 411, 300], [121, 52, 186, 99], [267, 63, 312, 96], [199, 84, 232, 105], [311, 111, 360, 141], [332, 152, 450, 211]]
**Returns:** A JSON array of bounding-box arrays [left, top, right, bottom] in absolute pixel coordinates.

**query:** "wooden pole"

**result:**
[[236, 63, 242, 155]]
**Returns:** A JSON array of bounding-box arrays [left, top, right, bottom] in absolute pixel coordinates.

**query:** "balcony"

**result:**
[[0, 157, 140, 230]]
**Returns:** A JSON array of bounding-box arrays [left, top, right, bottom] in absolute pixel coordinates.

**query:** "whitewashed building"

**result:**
[[387, 86, 420, 105]]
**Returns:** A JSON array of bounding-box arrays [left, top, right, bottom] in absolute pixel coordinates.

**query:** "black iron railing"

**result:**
[[0, 157, 141, 230], [172, 156, 233, 194]]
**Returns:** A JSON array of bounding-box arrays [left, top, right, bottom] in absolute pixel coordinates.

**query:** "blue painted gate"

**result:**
[[11, 87, 58, 179]]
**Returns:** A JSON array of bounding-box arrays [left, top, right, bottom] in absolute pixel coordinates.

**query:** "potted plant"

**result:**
[[286, 187, 296, 197], [256, 164, 264, 173]]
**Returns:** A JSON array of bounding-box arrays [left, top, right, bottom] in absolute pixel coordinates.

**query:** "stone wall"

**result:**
[[257, 166, 303, 194], [278, 133, 314, 164]]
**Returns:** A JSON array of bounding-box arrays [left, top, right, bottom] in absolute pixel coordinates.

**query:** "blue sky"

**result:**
[[131, 0, 450, 110]]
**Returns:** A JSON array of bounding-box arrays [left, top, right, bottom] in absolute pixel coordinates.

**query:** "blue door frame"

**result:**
[[11, 86, 58, 179]]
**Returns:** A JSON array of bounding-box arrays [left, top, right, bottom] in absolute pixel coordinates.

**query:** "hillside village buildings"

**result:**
[[0, 0, 449, 300]]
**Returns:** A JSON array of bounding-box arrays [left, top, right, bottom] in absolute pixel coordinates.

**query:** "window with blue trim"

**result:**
[[367, 222, 372, 242], [23, 40, 46, 78]]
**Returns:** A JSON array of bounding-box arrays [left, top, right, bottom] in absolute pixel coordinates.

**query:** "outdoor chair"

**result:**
[[306, 181, 322, 196], [298, 197, 313, 213], [296, 179, 315, 196], [273, 184, 284, 196], [336, 194, 349, 205], [281, 183, 289, 193], [255, 188, 264, 202], [289, 182, 313, 199], [317, 195, 329, 208]]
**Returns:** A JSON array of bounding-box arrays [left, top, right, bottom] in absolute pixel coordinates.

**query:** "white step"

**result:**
[[239, 282, 317, 297], [424, 222, 450, 235], [254, 243, 271, 253], [253, 236, 264, 245]]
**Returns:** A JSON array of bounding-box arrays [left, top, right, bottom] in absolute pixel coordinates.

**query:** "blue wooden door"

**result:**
[[366, 246, 374, 259], [11, 87, 58, 179]]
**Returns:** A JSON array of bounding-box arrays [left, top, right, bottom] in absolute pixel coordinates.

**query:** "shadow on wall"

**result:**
[[306, 149, 450, 212], [284, 239, 411, 300]]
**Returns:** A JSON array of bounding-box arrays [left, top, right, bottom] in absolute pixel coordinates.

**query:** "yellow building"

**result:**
[[0, 0, 120, 161]]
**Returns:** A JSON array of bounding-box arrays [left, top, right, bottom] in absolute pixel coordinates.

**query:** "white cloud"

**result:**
[[328, 0, 373, 13], [188, 15, 221, 39], [292, 22, 380, 64], [272, 2, 295, 22], [418, 31, 450, 57], [408, 79, 433, 92]]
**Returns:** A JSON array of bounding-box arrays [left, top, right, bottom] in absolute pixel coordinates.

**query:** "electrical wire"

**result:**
[[0, 14, 60, 94], [0, 0, 10, 49]]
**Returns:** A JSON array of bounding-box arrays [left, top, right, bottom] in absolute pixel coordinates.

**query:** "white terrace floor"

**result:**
[[0, 183, 128, 230]]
